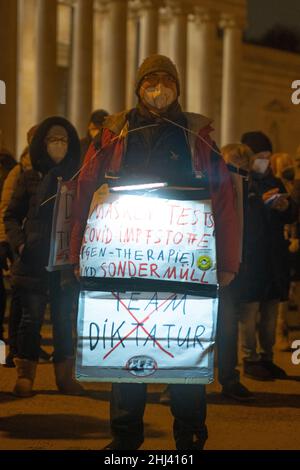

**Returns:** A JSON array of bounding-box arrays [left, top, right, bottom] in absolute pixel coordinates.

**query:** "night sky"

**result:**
[[246, 0, 300, 39]]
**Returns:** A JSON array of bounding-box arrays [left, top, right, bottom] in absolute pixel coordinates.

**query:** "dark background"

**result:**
[[246, 0, 300, 52]]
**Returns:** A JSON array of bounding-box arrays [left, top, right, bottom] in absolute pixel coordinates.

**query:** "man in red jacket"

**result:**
[[70, 54, 239, 450]]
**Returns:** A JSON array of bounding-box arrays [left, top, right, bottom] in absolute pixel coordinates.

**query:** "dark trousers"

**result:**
[[7, 285, 23, 354], [0, 269, 7, 339], [217, 284, 240, 386], [110, 383, 207, 449], [17, 272, 75, 363]]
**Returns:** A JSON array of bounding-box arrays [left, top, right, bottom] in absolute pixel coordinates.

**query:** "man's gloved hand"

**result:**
[[0, 241, 12, 270], [218, 271, 235, 287]]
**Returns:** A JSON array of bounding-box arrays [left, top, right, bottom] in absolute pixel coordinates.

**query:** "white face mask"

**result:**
[[142, 83, 176, 110], [252, 158, 269, 174], [47, 140, 68, 164]]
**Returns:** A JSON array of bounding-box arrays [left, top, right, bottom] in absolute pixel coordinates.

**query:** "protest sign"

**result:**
[[80, 189, 217, 287], [47, 179, 77, 271], [76, 290, 218, 384]]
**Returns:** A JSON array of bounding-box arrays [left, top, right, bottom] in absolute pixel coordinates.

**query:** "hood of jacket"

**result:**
[[29, 116, 80, 178]]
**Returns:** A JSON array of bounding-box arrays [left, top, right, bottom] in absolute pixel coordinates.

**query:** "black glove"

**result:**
[[0, 241, 13, 270]]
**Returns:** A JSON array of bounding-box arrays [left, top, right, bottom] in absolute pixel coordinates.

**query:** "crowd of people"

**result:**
[[0, 54, 300, 450]]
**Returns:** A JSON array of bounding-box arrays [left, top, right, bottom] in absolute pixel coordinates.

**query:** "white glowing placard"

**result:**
[[80, 188, 217, 286], [76, 290, 218, 383]]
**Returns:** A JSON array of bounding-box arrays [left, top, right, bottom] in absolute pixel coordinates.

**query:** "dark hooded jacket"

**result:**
[[4, 116, 80, 289], [235, 170, 297, 302]]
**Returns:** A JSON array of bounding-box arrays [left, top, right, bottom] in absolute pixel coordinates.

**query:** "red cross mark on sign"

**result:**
[[103, 292, 176, 360]]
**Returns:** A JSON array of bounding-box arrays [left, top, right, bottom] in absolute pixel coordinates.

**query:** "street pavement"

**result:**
[[1, 329, 300, 451]]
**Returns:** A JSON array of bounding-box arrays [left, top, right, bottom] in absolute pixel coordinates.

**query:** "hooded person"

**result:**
[[237, 131, 298, 380], [70, 54, 240, 450], [0, 125, 53, 367], [4, 116, 83, 397]]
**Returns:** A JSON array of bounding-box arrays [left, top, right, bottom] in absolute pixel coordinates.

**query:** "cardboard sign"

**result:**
[[76, 290, 218, 384], [80, 190, 217, 286], [47, 179, 77, 271]]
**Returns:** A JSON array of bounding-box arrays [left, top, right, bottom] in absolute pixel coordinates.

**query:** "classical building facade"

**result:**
[[0, 0, 300, 157]]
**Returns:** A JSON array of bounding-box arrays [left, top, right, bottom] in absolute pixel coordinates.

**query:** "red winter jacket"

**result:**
[[69, 110, 240, 274]]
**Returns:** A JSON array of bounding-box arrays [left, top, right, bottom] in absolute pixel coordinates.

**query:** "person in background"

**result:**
[[237, 132, 297, 380], [0, 148, 16, 341], [4, 116, 83, 397], [80, 109, 109, 163], [271, 152, 300, 351], [0, 126, 52, 366], [218, 143, 255, 401]]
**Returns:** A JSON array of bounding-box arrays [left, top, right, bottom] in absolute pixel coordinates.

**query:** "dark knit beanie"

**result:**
[[135, 54, 180, 96], [90, 109, 109, 125], [241, 131, 273, 154]]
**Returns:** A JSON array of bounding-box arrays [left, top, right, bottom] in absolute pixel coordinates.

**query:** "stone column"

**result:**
[[194, 9, 217, 118], [70, 0, 94, 137], [158, 7, 171, 56], [139, 0, 159, 63], [220, 16, 243, 146], [126, 5, 139, 108], [168, 1, 189, 107], [101, 0, 128, 114], [93, 1, 105, 110], [35, 0, 58, 123], [0, 0, 17, 154], [16, 0, 38, 157]]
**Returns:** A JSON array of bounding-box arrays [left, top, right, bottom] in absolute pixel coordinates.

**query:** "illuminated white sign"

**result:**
[[76, 290, 218, 383], [80, 189, 217, 286]]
